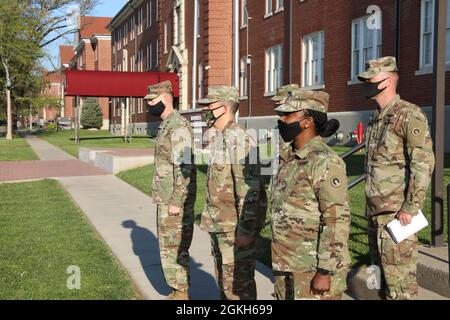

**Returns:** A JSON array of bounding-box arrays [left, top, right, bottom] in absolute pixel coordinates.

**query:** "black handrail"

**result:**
[[447, 184, 450, 288], [340, 142, 366, 160], [348, 174, 367, 190]]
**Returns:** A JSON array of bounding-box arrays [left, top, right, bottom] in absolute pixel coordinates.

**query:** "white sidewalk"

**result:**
[[56, 175, 275, 300]]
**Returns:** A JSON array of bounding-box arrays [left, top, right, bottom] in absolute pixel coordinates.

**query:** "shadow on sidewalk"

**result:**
[[122, 220, 219, 299]]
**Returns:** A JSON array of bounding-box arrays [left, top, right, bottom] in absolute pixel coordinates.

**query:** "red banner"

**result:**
[[64, 70, 179, 98]]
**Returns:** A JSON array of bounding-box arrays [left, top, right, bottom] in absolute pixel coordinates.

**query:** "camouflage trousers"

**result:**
[[274, 270, 344, 300], [157, 204, 194, 292], [210, 231, 257, 300], [367, 212, 418, 300]]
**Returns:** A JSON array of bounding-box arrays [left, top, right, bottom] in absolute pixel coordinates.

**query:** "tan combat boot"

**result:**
[[165, 289, 190, 300]]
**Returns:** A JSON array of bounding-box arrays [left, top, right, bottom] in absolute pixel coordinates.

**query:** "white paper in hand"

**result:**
[[386, 210, 428, 244]]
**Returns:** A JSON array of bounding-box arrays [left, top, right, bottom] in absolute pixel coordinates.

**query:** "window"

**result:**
[[419, 0, 450, 68], [198, 64, 204, 99], [124, 23, 128, 45], [241, 0, 248, 27], [156, 39, 159, 66], [155, 0, 159, 21], [351, 15, 382, 79], [303, 31, 324, 87], [138, 8, 143, 34], [265, 0, 272, 16], [146, 44, 151, 70], [240, 56, 248, 97], [164, 22, 168, 54], [130, 16, 135, 40], [265, 45, 283, 94], [130, 54, 135, 72], [275, 0, 284, 11], [175, 5, 182, 45], [196, 0, 200, 38], [148, 0, 153, 27]]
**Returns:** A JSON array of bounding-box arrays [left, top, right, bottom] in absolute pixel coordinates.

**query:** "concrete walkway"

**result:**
[[13, 136, 274, 299], [56, 175, 274, 300], [25, 135, 76, 160], [5, 135, 446, 300]]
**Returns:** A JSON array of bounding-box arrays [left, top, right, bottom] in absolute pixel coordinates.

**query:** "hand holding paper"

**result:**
[[387, 210, 428, 244]]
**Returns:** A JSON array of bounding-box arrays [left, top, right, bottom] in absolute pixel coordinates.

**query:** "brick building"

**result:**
[[238, 0, 450, 148], [108, 0, 234, 136], [105, 0, 449, 147], [68, 16, 112, 130], [59, 45, 75, 119]]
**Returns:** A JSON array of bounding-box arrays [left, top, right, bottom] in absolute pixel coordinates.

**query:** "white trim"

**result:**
[[264, 92, 276, 97], [301, 84, 325, 91], [263, 12, 273, 19], [239, 96, 248, 101], [347, 79, 363, 86], [415, 64, 450, 75], [350, 14, 383, 81], [302, 31, 325, 88]]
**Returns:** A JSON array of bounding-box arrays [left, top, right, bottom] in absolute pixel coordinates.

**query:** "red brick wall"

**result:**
[[238, 0, 450, 117]]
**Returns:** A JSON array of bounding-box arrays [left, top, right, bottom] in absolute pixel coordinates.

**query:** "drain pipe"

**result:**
[[233, 0, 240, 121], [192, 0, 199, 109]]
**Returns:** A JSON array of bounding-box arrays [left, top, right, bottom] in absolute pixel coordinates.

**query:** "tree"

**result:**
[[0, 0, 98, 139], [30, 0, 99, 49], [0, 1, 42, 139], [80, 98, 102, 129]]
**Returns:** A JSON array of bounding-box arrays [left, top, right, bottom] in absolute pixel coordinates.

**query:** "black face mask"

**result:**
[[362, 79, 387, 99], [148, 100, 166, 117], [277, 119, 306, 143], [204, 105, 225, 128]]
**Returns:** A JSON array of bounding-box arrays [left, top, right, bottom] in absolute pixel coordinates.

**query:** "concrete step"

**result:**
[[347, 246, 450, 300], [79, 148, 154, 174]]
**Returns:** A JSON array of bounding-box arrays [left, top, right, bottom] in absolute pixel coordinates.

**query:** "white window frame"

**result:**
[[198, 64, 204, 99], [265, 45, 283, 95], [164, 22, 168, 54], [419, 0, 450, 71], [155, 0, 159, 21], [265, 0, 273, 17], [350, 15, 382, 81], [302, 31, 325, 88], [241, 0, 248, 27], [240, 56, 248, 97], [138, 8, 143, 34], [275, 0, 284, 12], [196, 0, 200, 38]]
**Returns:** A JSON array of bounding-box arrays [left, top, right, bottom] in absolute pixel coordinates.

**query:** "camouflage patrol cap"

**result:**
[[274, 89, 329, 113], [358, 56, 398, 81], [143, 80, 173, 100], [271, 84, 300, 101], [197, 86, 239, 105]]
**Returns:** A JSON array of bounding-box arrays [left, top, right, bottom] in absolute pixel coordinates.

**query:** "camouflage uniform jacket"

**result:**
[[365, 95, 435, 216], [201, 121, 267, 236], [152, 110, 197, 207], [271, 136, 351, 274]]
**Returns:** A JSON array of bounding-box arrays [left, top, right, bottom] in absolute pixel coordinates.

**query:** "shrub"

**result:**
[[80, 98, 103, 129]]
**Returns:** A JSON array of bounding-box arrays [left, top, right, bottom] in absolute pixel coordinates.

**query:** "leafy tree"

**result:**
[[80, 97, 102, 129]]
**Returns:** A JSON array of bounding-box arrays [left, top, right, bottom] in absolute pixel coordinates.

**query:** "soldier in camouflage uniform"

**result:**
[[358, 56, 435, 300], [270, 89, 351, 300], [198, 86, 267, 300], [144, 81, 197, 300]]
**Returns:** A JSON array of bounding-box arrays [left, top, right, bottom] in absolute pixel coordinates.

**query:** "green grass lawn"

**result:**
[[36, 129, 155, 158], [117, 147, 449, 269], [0, 136, 38, 161], [0, 180, 138, 300]]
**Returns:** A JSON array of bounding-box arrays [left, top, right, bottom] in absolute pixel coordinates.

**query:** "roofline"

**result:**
[[108, 0, 145, 30]]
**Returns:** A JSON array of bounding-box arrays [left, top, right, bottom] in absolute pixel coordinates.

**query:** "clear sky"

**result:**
[[43, 0, 128, 70]]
